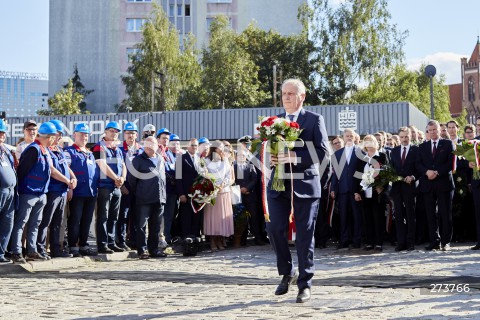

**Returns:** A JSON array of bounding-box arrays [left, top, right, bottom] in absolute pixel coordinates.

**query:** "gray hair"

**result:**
[[281, 78, 306, 95]]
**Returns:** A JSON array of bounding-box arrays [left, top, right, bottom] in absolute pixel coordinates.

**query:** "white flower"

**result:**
[[459, 189, 464, 195]]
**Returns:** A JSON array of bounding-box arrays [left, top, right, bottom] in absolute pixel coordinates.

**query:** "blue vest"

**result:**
[[48, 146, 70, 194], [65, 145, 99, 197], [94, 141, 124, 189], [120, 141, 143, 191], [19, 142, 51, 195]]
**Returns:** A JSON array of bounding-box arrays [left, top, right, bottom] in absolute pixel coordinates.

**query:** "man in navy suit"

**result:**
[[416, 120, 455, 251], [267, 79, 329, 303], [330, 128, 363, 249], [390, 127, 418, 251], [176, 138, 202, 239]]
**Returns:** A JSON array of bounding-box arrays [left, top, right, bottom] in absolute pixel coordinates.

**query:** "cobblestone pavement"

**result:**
[[1, 243, 480, 319]]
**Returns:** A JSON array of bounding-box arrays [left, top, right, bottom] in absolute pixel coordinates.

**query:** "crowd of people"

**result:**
[[0, 118, 268, 263], [1, 112, 480, 265], [325, 119, 480, 253]]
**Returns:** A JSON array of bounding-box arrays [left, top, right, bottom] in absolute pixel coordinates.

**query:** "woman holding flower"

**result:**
[[354, 134, 389, 252], [203, 141, 234, 251]]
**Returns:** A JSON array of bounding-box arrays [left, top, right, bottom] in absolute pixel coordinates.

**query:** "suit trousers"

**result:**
[[338, 193, 362, 246], [266, 191, 319, 290], [423, 189, 454, 246], [392, 184, 416, 247]]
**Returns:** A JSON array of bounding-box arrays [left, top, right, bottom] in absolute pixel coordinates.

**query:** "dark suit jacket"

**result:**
[[128, 152, 166, 205], [390, 145, 419, 194], [330, 146, 361, 195], [268, 108, 329, 199], [353, 151, 389, 199], [416, 139, 455, 192], [175, 152, 199, 197], [234, 162, 257, 193]]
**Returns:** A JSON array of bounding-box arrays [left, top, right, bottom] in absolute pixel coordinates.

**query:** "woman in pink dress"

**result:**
[[204, 141, 234, 251]]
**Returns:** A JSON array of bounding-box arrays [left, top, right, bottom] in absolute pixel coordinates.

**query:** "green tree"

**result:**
[[303, 0, 407, 104], [237, 23, 317, 106], [201, 16, 269, 109], [39, 79, 84, 116], [64, 63, 94, 113], [121, 4, 201, 112], [350, 64, 451, 122]]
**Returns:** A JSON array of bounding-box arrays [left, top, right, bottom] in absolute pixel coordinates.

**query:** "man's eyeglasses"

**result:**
[[190, 144, 198, 147], [25, 128, 37, 131], [465, 131, 474, 134], [332, 141, 341, 145]]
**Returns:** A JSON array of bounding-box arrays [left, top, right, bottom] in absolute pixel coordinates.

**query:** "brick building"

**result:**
[[449, 39, 480, 122]]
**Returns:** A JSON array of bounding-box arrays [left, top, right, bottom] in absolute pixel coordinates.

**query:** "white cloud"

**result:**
[[407, 52, 467, 85]]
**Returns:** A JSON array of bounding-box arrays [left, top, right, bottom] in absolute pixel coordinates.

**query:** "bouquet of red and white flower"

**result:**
[[256, 115, 303, 191], [188, 173, 219, 213]]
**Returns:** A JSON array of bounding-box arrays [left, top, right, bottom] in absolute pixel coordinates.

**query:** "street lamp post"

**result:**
[[425, 65, 437, 119]]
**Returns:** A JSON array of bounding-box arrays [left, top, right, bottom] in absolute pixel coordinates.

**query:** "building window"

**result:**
[[126, 47, 141, 62], [207, 17, 232, 30], [126, 18, 147, 32], [177, 4, 182, 17], [169, 4, 174, 17], [469, 77, 475, 102], [185, 4, 190, 17]]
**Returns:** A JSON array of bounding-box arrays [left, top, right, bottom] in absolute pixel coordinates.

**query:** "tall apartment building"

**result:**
[[49, 0, 304, 113], [0, 71, 48, 117]]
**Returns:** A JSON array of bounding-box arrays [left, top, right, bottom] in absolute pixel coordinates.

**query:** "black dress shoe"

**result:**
[[407, 245, 415, 251], [471, 243, 480, 250], [108, 244, 125, 252], [274, 271, 298, 295], [395, 245, 406, 252], [98, 247, 114, 254], [425, 243, 440, 251], [296, 287, 311, 303]]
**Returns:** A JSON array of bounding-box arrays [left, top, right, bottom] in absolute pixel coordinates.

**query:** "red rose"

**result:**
[[289, 122, 299, 129]]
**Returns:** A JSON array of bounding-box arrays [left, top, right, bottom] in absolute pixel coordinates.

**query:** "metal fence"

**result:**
[[2, 102, 429, 145]]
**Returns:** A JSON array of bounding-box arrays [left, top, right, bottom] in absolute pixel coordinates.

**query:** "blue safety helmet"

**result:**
[[170, 134, 180, 141], [156, 128, 171, 137], [0, 119, 7, 133], [123, 122, 138, 132], [105, 121, 122, 132], [38, 122, 58, 135], [49, 119, 66, 134], [198, 137, 210, 145], [74, 123, 91, 134]]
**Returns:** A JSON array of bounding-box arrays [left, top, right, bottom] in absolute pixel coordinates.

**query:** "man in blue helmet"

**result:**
[[156, 128, 171, 249], [37, 120, 78, 258], [163, 133, 182, 244], [11, 122, 74, 263], [117, 122, 143, 251], [64, 123, 100, 257], [92, 121, 127, 254], [0, 119, 16, 263]]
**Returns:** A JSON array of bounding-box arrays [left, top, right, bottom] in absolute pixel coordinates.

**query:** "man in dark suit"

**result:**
[[416, 120, 455, 251], [330, 128, 363, 249], [390, 127, 418, 251], [234, 150, 262, 245], [267, 79, 329, 303], [176, 138, 202, 239]]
